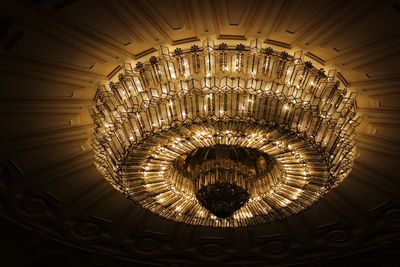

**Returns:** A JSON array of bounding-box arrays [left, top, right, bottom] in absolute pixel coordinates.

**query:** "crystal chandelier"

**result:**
[[91, 38, 360, 227]]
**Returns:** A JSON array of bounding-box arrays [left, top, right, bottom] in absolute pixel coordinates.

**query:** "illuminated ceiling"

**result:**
[[0, 0, 400, 265]]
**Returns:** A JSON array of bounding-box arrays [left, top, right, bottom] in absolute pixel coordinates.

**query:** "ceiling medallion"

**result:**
[[91, 38, 360, 227]]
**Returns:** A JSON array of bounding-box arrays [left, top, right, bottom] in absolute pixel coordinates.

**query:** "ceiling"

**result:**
[[1, 0, 400, 266]]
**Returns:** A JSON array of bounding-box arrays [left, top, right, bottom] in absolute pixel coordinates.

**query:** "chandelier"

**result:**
[[91, 38, 360, 227]]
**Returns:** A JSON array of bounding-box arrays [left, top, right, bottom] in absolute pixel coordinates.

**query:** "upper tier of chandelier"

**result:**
[[91, 38, 360, 227]]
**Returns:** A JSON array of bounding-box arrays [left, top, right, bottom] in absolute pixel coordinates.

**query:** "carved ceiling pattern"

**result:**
[[0, 0, 400, 265]]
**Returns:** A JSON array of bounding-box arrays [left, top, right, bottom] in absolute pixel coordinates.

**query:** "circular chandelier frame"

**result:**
[[91, 38, 360, 227]]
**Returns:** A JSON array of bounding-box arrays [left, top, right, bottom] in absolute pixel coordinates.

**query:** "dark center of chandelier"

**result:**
[[173, 145, 274, 218]]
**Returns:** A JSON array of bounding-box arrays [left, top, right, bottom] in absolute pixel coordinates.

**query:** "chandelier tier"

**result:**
[[91, 38, 360, 227], [175, 145, 275, 218]]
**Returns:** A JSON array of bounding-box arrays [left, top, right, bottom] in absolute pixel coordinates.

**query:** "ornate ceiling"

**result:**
[[0, 0, 400, 266]]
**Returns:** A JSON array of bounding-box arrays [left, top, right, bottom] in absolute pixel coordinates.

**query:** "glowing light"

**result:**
[[91, 39, 360, 227]]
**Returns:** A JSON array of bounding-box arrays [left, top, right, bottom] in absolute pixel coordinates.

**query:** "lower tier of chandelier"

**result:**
[[173, 145, 276, 217], [196, 182, 250, 218], [94, 116, 353, 227]]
